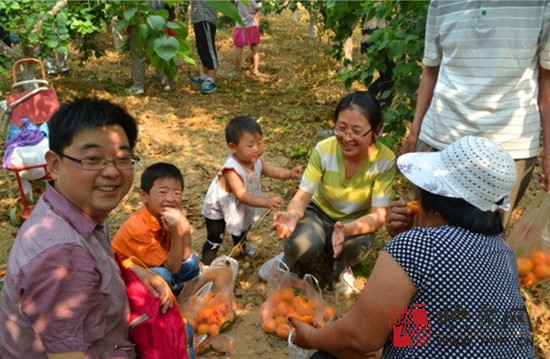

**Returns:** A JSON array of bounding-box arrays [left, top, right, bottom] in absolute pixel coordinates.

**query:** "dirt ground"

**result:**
[[0, 8, 548, 359]]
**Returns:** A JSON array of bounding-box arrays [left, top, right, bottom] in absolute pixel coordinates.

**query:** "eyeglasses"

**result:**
[[333, 127, 373, 140], [61, 153, 139, 171]]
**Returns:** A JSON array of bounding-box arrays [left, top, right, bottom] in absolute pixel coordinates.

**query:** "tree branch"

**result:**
[[0, 40, 20, 62], [32, 0, 68, 33]]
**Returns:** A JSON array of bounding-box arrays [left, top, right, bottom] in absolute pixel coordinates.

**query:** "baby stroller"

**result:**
[[1, 58, 59, 225]]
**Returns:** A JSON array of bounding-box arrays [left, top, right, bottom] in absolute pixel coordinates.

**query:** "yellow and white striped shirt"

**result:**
[[299, 137, 396, 221]]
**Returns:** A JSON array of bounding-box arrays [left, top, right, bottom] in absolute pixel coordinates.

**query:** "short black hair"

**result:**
[[334, 91, 382, 130], [225, 115, 262, 144], [420, 189, 504, 235], [48, 98, 138, 155], [140, 162, 184, 193]]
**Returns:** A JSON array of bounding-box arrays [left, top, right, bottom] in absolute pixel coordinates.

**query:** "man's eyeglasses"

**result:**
[[333, 127, 373, 140], [61, 153, 139, 171]]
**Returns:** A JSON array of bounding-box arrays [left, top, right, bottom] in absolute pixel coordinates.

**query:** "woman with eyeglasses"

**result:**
[[268, 91, 396, 293]]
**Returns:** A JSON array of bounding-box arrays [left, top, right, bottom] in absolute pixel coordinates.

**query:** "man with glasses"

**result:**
[[0, 98, 172, 358]]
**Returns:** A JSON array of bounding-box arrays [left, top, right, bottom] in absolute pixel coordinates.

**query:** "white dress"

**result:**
[[202, 155, 263, 236]]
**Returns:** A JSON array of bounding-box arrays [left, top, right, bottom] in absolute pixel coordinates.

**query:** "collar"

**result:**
[[137, 206, 163, 232], [43, 182, 105, 239]]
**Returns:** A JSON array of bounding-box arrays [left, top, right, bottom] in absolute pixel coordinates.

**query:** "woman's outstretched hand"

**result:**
[[332, 221, 345, 258], [272, 211, 298, 238]]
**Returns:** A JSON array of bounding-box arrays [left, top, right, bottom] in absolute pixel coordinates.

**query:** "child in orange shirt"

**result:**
[[112, 162, 199, 294]]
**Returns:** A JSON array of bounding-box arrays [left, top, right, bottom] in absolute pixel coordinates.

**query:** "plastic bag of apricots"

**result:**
[[259, 260, 335, 342], [179, 256, 239, 338], [506, 191, 550, 286]]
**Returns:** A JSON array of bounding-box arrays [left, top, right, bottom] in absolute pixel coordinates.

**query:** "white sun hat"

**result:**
[[397, 136, 517, 212]]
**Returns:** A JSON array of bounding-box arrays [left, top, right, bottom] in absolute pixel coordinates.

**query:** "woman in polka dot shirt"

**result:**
[[289, 136, 536, 359]]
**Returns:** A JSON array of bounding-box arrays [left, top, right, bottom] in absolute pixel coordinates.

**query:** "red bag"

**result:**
[[6, 58, 59, 127], [116, 254, 194, 359]]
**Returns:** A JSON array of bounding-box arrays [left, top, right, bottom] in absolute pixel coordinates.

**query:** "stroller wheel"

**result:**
[[9, 207, 22, 226]]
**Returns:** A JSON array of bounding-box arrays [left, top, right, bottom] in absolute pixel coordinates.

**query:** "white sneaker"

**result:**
[[127, 86, 144, 95], [228, 70, 240, 80], [333, 267, 359, 296], [258, 252, 284, 281]]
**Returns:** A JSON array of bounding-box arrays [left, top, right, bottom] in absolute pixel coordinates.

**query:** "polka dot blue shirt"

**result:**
[[382, 225, 536, 358]]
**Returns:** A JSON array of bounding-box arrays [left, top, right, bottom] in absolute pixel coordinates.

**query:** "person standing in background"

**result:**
[[190, 0, 219, 94], [230, 0, 262, 78], [401, 0, 550, 228]]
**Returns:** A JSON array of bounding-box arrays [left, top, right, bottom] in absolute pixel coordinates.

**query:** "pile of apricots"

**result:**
[[188, 291, 236, 337], [259, 286, 335, 339], [516, 250, 550, 286]]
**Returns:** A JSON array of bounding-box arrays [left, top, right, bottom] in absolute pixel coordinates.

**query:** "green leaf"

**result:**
[[115, 19, 129, 32], [28, 33, 39, 43], [136, 23, 150, 42], [123, 7, 137, 22], [147, 14, 165, 32], [206, 0, 244, 27], [153, 36, 179, 61], [45, 39, 58, 49]]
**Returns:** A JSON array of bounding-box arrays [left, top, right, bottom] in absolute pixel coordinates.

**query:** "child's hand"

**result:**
[[288, 165, 303, 179], [266, 196, 284, 210], [161, 207, 191, 238]]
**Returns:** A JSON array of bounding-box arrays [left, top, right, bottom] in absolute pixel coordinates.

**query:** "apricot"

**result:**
[[274, 315, 289, 325], [293, 314, 314, 324], [293, 295, 312, 315], [209, 323, 220, 336], [530, 251, 547, 266], [406, 200, 420, 214], [279, 287, 295, 302], [272, 290, 284, 304], [276, 323, 292, 339], [262, 318, 277, 333], [520, 272, 537, 286], [533, 264, 550, 280], [516, 258, 533, 277], [196, 323, 210, 335], [323, 305, 335, 321], [276, 301, 290, 317]]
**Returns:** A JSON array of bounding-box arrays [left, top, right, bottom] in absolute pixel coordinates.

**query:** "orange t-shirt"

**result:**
[[111, 207, 171, 267]]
